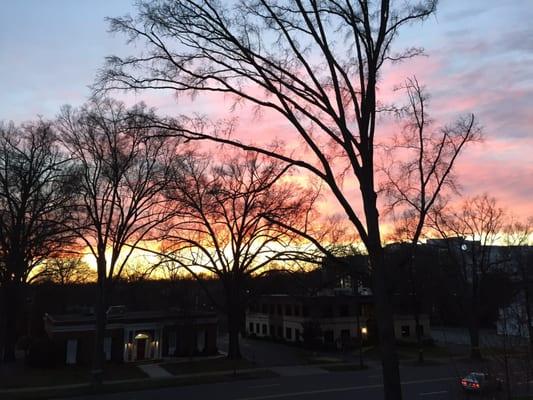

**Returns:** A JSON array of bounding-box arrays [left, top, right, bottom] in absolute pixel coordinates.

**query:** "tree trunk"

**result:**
[[524, 284, 533, 349], [361, 164, 402, 399], [91, 259, 107, 385], [0, 286, 4, 362], [369, 247, 403, 399], [501, 313, 512, 400], [469, 271, 482, 360], [414, 311, 424, 363], [468, 314, 482, 360], [407, 254, 424, 364], [227, 318, 241, 360], [226, 293, 242, 360], [2, 281, 20, 362], [355, 292, 365, 368]]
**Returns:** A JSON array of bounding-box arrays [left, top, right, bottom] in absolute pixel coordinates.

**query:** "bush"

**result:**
[[396, 338, 436, 347], [26, 337, 60, 368], [16, 335, 33, 353]]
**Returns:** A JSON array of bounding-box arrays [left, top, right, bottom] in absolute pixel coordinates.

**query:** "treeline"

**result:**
[[1, 1, 532, 398], [0, 99, 323, 378]]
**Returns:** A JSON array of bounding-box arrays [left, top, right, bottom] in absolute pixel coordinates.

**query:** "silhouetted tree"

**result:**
[[0, 120, 75, 362], [380, 77, 481, 362], [31, 257, 96, 285], [159, 152, 315, 359], [99, 2, 439, 397], [56, 98, 178, 384], [432, 194, 506, 359], [502, 218, 533, 345]]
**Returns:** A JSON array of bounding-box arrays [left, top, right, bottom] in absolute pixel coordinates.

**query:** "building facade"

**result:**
[[44, 307, 218, 365], [245, 293, 430, 348]]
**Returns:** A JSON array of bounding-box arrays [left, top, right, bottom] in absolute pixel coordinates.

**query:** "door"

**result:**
[[66, 339, 77, 364], [168, 331, 176, 356], [136, 338, 146, 360], [197, 329, 205, 353], [104, 337, 112, 361]]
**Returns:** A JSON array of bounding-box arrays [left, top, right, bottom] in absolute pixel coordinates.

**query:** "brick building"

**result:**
[[245, 292, 430, 348], [44, 306, 218, 365]]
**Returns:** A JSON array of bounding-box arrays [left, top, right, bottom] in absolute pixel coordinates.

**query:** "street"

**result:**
[[67, 362, 506, 400]]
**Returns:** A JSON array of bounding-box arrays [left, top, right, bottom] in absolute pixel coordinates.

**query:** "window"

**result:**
[[270, 324, 275, 336], [249, 322, 254, 333], [262, 324, 267, 334], [295, 329, 300, 340], [416, 325, 424, 337], [66, 339, 77, 365], [104, 337, 112, 361], [294, 305, 300, 316], [277, 304, 283, 315], [357, 304, 363, 316], [262, 304, 268, 314], [324, 330, 334, 343], [401, 325, 410, 337], [302, 306, 309, 317], [256, 323, 260, 333], [285, 304, 292, 316], [168, 331, 177, 355], [322, 305, 333, 317], [340, 304, 349, 317], [270, 304, 275, 315], [286, 327, 292, 340]]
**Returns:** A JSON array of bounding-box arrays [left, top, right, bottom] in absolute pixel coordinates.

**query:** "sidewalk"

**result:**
[[137, 364, 173, 378], [0, 360, 370, 396]]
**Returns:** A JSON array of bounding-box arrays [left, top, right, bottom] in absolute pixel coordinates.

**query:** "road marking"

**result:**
[[420, 390, 448, 396], [249, 384, 281, 389], [235, 377, 456, 400], [236, 384, 383, 399]]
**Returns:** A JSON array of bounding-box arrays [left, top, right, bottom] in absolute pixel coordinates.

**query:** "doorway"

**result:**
[[136, 338, 146, 360], [134, 332, 150, 361]]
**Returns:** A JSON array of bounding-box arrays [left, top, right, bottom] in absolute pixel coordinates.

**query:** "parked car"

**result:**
[[460, 372, 502, 393]]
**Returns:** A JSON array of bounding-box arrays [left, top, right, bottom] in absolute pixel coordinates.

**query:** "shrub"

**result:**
[[26, 337, 59, 368]]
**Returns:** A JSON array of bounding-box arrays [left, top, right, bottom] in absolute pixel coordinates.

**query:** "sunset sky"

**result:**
[[1, 0, 531, 219]]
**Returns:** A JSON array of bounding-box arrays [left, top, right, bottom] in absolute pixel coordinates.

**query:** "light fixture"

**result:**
[[135, 333, 150, 340]]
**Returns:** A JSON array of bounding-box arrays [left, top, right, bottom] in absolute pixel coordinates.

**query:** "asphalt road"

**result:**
[[68, 362, 510, 400], [63, 335, 528, 400]]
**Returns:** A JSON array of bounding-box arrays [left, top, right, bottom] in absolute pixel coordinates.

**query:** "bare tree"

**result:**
[[0, 121, 75, 362], [157, 152, 316, 359], [380, 77, 481, 362], [503, 218, 533, 346], [98, 2, 441, 397], [31, 257, 96, 285], [56, 98, 178, 384], [432, 194, 506, 359]]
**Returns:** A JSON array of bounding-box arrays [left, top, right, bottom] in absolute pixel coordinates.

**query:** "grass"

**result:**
[[161, 358, 257, 375], [320, 363, 369, 372], [1, 369, 279, 400], [0, 363, 147, 389], [359, 346, 413, 361], [304, 356, 343, 365], [482, 346, 529, 357], [396, 345, 454, 360], [402, 359, 444, 367]]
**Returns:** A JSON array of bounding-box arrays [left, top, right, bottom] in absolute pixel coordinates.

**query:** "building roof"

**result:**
[[255, 292, 374, 303], [44, 308, 217, 328]]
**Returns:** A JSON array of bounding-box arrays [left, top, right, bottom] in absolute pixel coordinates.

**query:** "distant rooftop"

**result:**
[[44, 308, 217, 326]]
